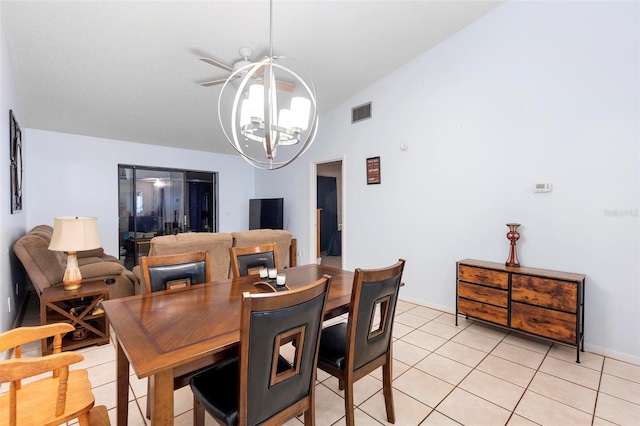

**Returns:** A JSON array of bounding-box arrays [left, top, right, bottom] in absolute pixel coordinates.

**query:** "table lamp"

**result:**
[[48, 216, 101, 291]]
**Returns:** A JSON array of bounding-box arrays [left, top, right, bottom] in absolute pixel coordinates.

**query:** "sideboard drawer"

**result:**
[[458, 282, 508, 308], [511, 301, 576, 344], [458, 297, 508, 326], [458, 265, 508, 289], [511, 274, 577, 313]]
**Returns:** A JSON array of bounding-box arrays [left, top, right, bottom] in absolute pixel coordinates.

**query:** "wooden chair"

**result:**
[[140, 251, 212, 418], [317, 259, 406, 426], [190, 275, 332, 426], [230, 243, 280, 278], [140, 251, 212, 293], [0, 323, 95, 426]]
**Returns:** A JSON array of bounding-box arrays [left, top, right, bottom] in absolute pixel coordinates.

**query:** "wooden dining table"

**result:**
[[102, 263, 354, 426]]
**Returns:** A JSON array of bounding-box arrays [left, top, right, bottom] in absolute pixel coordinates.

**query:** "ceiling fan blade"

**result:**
[[199, 57, 233, 73], [199, 79, 227, 87], [252, 64, 267, 75], [276, 80, 296, 92], [253, 77, 296, 92]]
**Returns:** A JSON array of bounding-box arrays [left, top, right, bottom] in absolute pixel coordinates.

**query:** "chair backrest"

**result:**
[[230, 243, 280, 278], [0, 324, 92, 426], [238, 275, 331, 425], [346, 259, 405, 371], [141, 252, 212, 293]]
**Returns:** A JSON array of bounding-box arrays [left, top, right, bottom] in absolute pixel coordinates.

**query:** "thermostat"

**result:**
[[534, 183, 552, 193]]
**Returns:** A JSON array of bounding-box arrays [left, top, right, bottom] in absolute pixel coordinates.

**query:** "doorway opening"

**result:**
[[118, 165, 217, 269], [316, 160, 343, 268]]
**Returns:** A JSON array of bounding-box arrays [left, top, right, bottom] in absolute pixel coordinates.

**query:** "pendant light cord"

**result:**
[[269, 0, 274, 58]]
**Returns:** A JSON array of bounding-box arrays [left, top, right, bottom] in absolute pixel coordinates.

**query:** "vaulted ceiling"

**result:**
[[1, 1, 504, 154]]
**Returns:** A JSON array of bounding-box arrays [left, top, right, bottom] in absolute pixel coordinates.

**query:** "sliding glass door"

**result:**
[[118, 165, 217, 269]]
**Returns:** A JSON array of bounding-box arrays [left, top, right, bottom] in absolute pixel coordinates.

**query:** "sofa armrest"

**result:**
[[77, 247, 105, 259], [79, 262, 124, 280], [131, 265, 145, 295]]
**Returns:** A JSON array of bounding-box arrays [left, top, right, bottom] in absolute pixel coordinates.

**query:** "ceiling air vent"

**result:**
[[352, 102, 372, 124]]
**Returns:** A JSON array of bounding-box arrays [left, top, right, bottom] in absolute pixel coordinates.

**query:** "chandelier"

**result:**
[[218, 1, 318, 170]]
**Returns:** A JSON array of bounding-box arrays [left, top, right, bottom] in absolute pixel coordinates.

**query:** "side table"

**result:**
[[40, 280, 110, 355]]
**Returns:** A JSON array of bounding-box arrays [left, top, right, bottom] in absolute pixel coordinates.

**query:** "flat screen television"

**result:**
[[249, 198, 284, 230]]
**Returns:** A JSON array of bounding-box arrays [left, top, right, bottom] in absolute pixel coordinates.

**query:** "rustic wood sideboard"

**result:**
[[456, 259, 586, 362]]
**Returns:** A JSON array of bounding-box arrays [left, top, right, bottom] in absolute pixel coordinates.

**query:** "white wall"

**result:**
[[256, 1, 639, 363], [1, 17, 28, 338], [26, 130, 256, 257]]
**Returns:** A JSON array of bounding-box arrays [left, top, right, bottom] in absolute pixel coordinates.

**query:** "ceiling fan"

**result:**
[[199, 46, 295, 92]]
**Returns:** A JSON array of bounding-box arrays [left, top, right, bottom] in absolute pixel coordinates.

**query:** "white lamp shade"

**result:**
[[247, 84, 264, 121], [48, 217, 101, 252], [240, 99, 251, 127], [278, 108, 292, 130], [290, 97, 311, 130]]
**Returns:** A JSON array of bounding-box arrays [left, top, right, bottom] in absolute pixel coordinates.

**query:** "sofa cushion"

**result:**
[[78, 257, 102, 266]]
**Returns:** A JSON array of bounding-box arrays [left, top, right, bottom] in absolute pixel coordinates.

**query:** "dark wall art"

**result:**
[[10, 110, 22, 213], [366, 156, 381, 185]]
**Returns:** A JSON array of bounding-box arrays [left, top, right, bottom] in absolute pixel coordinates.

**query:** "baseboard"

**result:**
[[397, 297, 640, 366], [12, 289, 34, 329], [1, 291, 33, 361], [585, 343, 640, 366], [398, 296, 454, 314]]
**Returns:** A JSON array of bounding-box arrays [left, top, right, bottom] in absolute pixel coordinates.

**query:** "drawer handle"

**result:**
[[476, 291, 490, 296]]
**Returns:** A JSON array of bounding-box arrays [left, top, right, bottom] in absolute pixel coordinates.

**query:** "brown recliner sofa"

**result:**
[[132, 229, 295, 294], [13, 225, 136, 300]]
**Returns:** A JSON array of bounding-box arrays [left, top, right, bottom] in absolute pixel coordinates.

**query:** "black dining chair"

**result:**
[[230, 243, 279, 278], [316, 259, 405, 426], [189, 275, 332, 426], [140, 251, 212, 293], [139, 251, 212, 419]]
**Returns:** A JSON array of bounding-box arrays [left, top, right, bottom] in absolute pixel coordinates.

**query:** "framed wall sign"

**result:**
[[366, 156, 381, 185], [9, 110, 22, 213]]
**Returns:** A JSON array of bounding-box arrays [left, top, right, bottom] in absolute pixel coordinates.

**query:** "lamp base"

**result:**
[[63, 280, 82, 291], [63, 251, 83, 291]]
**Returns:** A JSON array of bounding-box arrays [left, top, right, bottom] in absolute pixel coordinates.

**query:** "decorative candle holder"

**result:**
[[505, 223, 521, 267], [259, 268, 268, 279]]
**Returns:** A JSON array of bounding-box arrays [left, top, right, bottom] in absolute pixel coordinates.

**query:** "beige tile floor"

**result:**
[[6, 294, 640, 425]]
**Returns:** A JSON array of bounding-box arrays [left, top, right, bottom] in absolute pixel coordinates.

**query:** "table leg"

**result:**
[[150, 370, 174, 425], [116, 340, 130, 426]]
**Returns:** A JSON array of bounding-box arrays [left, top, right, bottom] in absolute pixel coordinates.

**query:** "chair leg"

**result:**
[[193, 396, 206, 426], [88, 405, 110, 426], [303, 407, 315, 426], [343, 376, 355, 426], [77, 411, 90, 426], [303, 375, 317, 426], [146, 380, 153, 419], [382, 358, 395, 423]]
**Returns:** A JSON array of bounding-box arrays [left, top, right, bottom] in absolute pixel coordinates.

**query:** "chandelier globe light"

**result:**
[[217, 1, 318, 170]]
